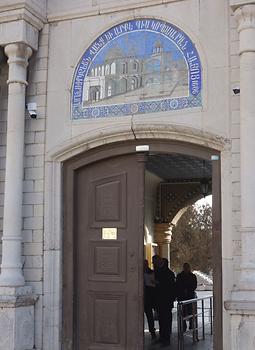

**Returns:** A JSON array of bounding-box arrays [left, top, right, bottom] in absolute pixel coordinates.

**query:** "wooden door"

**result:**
[[71, 153, 145, 350]]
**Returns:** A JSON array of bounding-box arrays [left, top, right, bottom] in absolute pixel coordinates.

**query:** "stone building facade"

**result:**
[[0, 0, 255, 349]]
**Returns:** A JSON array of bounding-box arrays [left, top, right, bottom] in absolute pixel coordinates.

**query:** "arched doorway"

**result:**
[[62, 139, 222, 350]]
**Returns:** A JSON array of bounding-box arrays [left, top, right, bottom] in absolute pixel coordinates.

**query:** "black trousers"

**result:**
[[144, 303, 155, 334], [157, 304, 172, 342], [183, 303, 196, 331]]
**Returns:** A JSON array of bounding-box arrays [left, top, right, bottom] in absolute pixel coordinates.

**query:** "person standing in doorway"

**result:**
[[176, 263, 197, 332], [162, 258, 176, 334], [144, 259, 157, 340], [152, 255, 176, 347]]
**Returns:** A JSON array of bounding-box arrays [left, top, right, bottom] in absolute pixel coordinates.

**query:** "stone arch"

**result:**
[[171, 191, 211, 227], [47, 124, 228, 162], [43, 124, 227, 349]]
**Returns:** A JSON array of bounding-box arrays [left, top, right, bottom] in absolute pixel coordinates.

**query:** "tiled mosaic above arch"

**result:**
[[71, 18, 202, 120]]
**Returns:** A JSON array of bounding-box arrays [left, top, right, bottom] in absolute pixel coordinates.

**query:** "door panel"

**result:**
[[88, 240, 127, 282], [74, 153, 144, 350], [88, 292, 126, 349], [89, 172, 127, 227]]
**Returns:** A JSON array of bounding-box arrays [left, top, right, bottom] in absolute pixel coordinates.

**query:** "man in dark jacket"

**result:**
[[176, 263, 197, 332], [144, 259, 156, 340], [152, 255, 176, 347]]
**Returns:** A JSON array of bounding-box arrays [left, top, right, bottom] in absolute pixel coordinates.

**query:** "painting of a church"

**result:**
[[83, 38, 189, 106]]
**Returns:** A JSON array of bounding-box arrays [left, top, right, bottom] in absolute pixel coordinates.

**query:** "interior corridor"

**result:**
[[144, 153, 214, 350]]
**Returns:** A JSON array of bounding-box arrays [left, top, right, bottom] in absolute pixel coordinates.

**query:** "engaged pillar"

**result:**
[[0, 43, 32, 286], [0, 43, 37, 350], [234, 5, 255, 290]]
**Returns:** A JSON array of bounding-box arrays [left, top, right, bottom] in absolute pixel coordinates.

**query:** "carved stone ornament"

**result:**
[[234, 4, 255, 32]]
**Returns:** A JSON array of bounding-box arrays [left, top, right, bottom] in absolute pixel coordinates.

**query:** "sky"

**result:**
[[195, 195, 212, 208], [91, 30, 184, 67]]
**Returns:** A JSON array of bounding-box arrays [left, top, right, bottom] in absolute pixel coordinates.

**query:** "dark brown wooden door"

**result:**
[[73, 153, 145, 350]]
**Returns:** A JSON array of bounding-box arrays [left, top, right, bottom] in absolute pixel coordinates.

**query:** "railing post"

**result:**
[[178, 296, 213, 348], [192, 300, 199, 342], [177, 303, 180, 350], [192, 302, 196, 343], [210, 296, 213, 335], [177, 302, 184, 350], [202, 299, 205, 340]]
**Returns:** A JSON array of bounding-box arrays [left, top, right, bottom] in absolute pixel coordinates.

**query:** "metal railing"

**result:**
[[177, 295, 213, 350]]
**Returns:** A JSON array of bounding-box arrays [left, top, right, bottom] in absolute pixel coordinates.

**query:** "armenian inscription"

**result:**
[[72, 18, 202, 119]]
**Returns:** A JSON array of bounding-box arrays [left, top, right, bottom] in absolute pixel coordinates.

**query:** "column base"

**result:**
[[239, 227, 255, 290], [0, 286, 38, 350], [239, 268, 255, 290], [0, 270, 25, 287], [225, 291, 255, 350]]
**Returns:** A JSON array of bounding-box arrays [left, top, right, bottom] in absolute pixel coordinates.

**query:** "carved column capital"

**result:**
[[154, 223, 172, 244], [4, 43, 32, 86], [234, 4, 255, 32], [234, 4, 255, 54]]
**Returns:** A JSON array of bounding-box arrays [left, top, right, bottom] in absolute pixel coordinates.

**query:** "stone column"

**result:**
[[0, 43, 37, 350], [154, 223, 172, 263], [234, 4, 255, 290], [0, 43, 32, 286]]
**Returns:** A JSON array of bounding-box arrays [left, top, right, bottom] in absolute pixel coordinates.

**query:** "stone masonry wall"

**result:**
[[23, 24, 49, 349]]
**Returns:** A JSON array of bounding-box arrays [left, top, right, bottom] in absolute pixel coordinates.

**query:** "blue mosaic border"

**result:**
[[72, 95, 202, 120]]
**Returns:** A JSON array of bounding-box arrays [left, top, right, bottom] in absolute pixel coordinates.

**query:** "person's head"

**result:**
[[162, 258, 169, 268], [144, 259, 149, 271], [152, 255, 163, 269], [183, 262, 191, 273]]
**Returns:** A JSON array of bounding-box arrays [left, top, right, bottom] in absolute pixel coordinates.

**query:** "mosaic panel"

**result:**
[[72, 18, 202, 119]]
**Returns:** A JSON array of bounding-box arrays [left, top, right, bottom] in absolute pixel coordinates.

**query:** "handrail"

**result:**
[[177, 295, 213, 350], [178, 295, 212, 305]]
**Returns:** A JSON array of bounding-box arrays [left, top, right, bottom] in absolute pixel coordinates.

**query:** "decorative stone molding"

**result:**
[[225, 298, 255, 314], [0, 1, 46, 29], [234, 4, 255, 54], [47, 123, 229, 162], [234, 4, 255, 33], [0, 0, 44, 51], [230, 0, 255, 11], [0, 286, 38, 308], [0, 20, 39, 50]]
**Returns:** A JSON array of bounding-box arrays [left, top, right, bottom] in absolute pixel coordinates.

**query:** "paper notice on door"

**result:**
[[102, 228, 117, 240]]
